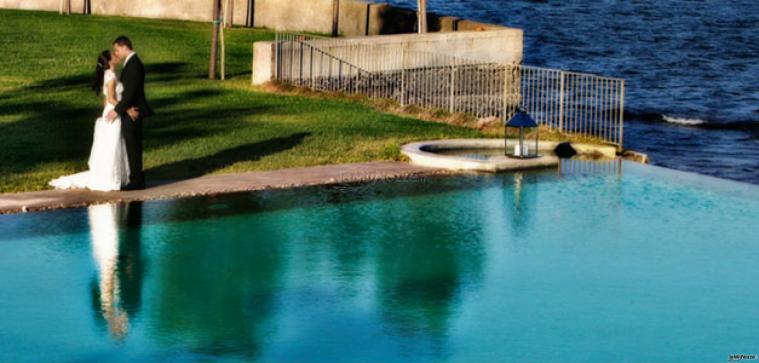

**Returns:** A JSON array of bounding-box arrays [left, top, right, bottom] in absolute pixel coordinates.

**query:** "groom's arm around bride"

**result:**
[[109, 38, 153, 122]]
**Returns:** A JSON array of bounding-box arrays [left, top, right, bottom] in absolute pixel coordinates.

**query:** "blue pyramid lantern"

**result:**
[[504, 109, 539, 158]]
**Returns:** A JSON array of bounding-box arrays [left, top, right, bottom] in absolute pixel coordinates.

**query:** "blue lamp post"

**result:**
[[505, 109, 539, 158]]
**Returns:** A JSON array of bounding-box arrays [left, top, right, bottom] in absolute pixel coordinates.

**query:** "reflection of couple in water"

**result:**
[[88, 202, 143, 340]]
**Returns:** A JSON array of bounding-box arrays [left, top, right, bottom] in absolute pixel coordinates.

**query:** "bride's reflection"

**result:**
[[88, 202, 144, 341]]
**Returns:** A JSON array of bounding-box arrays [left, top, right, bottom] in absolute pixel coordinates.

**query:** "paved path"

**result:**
[[0, 162, 444, 215]]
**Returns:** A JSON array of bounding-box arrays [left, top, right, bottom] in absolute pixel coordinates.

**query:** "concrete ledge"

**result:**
[[401, 139, 619, 172], [0, 162, 445, 215], [402, 139, 559, 172]]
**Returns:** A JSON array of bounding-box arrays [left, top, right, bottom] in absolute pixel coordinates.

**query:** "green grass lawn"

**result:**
[[0, 9, 484, 193]]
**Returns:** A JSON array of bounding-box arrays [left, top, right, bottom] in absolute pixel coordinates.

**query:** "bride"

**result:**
[[50, 50, 131, 191]]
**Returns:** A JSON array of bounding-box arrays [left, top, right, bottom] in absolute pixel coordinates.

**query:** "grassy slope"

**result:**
[[0, 10, 483, 193]]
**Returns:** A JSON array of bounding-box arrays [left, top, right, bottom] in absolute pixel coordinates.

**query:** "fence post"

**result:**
[[449, 65, 456, 113], [502, 65, 508, 120], [299, 40, 304, 85], [558, 71, 565, 132], [400, 46, 406, 106], [291, 36, 296, 82], [274, 33, 279, 80], [338, 61, 343, 91], [618, 80, 625, 150], [355, 44, 360, 94]]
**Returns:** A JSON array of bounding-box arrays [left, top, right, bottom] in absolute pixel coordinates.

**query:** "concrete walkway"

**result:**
[[0, 162, 444, 215]]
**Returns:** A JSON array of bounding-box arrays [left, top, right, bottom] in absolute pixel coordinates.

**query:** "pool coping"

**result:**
[[0, 162, 449, 215], [401, 138, 618, 172]]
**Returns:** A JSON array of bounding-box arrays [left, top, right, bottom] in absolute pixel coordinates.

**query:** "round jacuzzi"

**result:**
[[402, 139, 618, 172]]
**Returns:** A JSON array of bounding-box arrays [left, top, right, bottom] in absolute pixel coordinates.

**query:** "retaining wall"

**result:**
[[0, 0, 508, 36], [252, 29, 523, 85]]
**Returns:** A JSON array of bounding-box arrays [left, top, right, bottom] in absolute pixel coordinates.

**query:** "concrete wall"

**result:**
[[0, 0, 218, 20], [252, 41, 275, 85], [91, 1, 214, 22], [0, 0, 81, 12], [251, 0, 511, 35], [343, 29, 523, 65], [252, 29, 523, 85], [0, 0, 510, 36]]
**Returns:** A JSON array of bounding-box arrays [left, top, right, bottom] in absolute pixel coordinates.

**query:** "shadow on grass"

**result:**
[[0, 86, 285, 182], [146, 132, 311, 181], [143, 104, 280, 150], [148, 88, 223, 110], [22, 62, 192, 93], [0, 100, 100, 168]]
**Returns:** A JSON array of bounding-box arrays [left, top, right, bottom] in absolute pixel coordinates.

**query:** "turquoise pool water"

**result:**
[[1, 160, 758, 362]]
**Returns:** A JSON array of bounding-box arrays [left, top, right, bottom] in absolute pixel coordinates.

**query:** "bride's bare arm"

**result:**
[[106, 80, 118, 107]]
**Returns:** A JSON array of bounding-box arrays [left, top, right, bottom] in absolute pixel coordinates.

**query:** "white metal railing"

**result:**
[[274, 32, 625, 147]]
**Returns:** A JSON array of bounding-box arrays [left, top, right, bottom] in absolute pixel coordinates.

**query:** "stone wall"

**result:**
[[252, 29, 523, 85], [0, 0, 509, 36]]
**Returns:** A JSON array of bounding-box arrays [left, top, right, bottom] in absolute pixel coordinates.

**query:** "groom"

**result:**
[[107, 35, 153, 190]]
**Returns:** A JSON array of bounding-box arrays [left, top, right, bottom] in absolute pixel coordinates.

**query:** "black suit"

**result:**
[[115, 53, 153, 188]]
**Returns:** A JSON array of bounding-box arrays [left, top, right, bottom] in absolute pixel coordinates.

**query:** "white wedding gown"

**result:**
[[49, 70, 130, 191]]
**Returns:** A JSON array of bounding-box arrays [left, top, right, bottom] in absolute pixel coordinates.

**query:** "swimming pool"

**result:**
[[1, 160, 758, 362]]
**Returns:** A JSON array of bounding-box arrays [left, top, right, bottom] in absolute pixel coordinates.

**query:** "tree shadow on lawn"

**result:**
[[148, 88, 223, 111], [0, 88, 287, 182], [22, 62, 192, 92], [144, 104, 279, 150], [146, 132, 312, 182]]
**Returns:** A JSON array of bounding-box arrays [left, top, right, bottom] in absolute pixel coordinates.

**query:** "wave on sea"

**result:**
[[662, 115, 707, 126], [626, 112, 758, 133]]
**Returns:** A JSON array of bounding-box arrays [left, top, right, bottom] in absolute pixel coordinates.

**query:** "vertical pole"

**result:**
[[274, 33, 282, 81], [319, 51, 324, 91], [417, 0, 427, 33], [607, 79, 613, 143], [220, 0, 226, 80], [504, 124, 508, 156], [209, 0, 221, 79], [354, 45, 360, 94], [536, 125, 540, 157], [400, 46, 406, 106], [290, 35, 294, 82], [332, 0, 340, 37], [246, 0, 255, 27], [226, 0, 234, 28], [310, 46, 315, 89], [220, 23, 225, 80], [449, 65, 456, 113], [502, 65, 508, 120], [299, 41, 304, 85], [619, 80, 625, 150], [339, 61, 343, 91]]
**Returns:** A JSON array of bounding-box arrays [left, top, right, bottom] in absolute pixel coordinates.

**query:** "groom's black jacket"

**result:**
[[115, 54, 153, 118]]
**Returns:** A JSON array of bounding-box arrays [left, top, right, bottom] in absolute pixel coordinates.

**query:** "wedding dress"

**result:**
[[49, 69, 130, 191]]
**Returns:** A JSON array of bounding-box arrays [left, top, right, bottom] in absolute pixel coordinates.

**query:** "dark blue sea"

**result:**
[[386, 0, 759, 184]]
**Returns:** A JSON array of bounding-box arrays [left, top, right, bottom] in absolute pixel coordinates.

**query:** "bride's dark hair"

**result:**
[[92, 50, 111, 95]]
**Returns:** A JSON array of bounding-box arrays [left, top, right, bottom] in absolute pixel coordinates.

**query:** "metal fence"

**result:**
[[274, 32, 625, 147]]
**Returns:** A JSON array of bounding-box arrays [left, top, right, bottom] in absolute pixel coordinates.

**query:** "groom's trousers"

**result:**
[[122, 115, 144, 187]]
